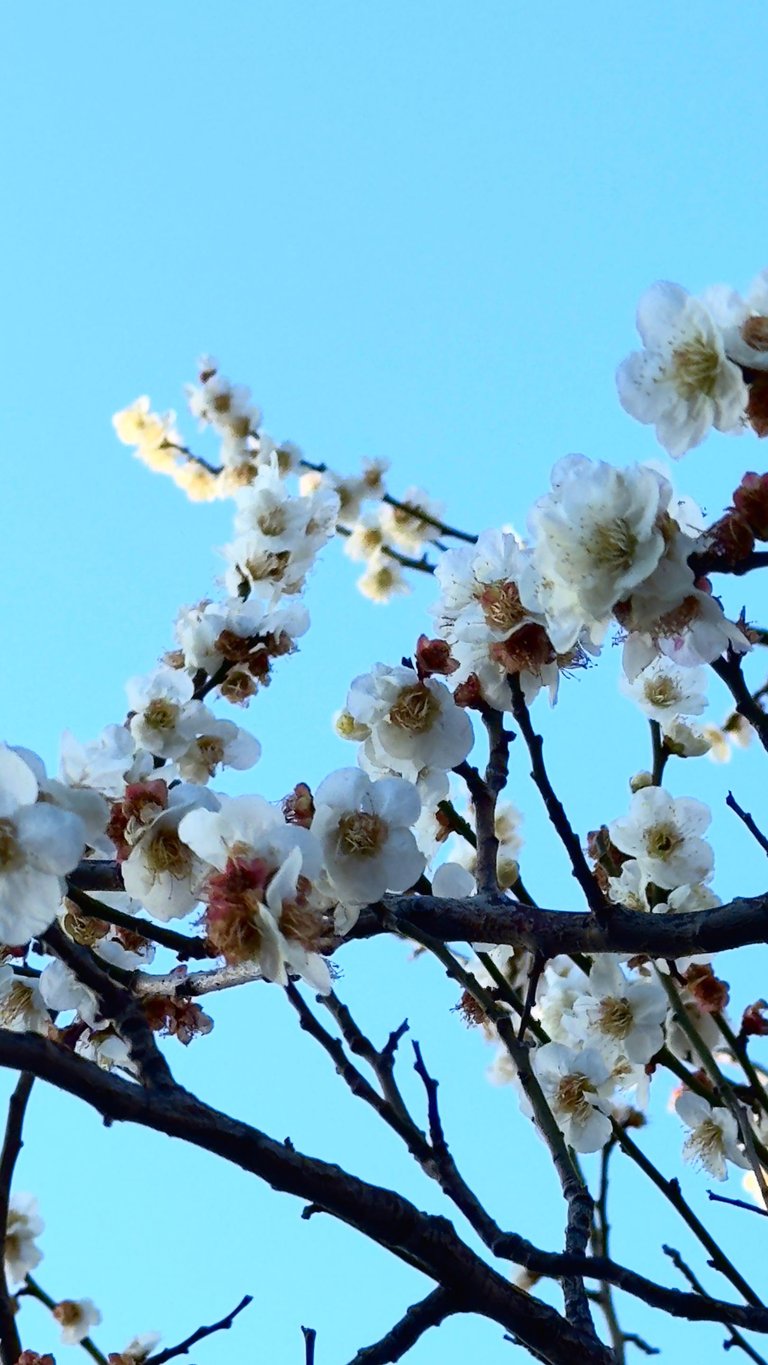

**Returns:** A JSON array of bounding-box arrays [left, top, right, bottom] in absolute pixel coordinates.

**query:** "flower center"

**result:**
[[336, 811, 387, 858], [597, 996, 634, 1040], [555, 1073, 596, 1123], [643, 675, 681, 709], [478, 580, 527, 633], [389, 683, 440, 734], [645, 822, 682, 861], [145, 829, 191, 878], [671, 336, 721, 399], [591, 518, 638, 572], [257, 507, 288, 538], [0, 819, 22, 871], [689, 1117, 726, 1164], [143, 698, 179, 732], [195, 735, 226, 775]]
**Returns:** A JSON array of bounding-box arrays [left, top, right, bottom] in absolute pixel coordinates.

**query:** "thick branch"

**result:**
[[0, 1074, 34, 1365], [0, 1032, 611, 1365]]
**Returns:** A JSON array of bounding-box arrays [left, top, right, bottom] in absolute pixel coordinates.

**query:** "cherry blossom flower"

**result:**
[[616, 282, 747, 457], [568, 957, 668, 1064], [59, 724, 143, 799], [5, 1193, 44, 1285], [675, 1091, 750, 1180], [532, 1042, 613, 1153], [609, 787, 713, 891], [312, 769, 424, 906], [618, 527, 749, 679], [120, 785, 219, 922], [126, 666, 207, 761], [179, 796, 330, 990], [521, 457, 671, 651], [620, 657, 707, 731], [433, 529, 560, 708], [0, 966, 49, 1034], [0, 745, 86, 946], [53, 1297, 102, 1345], [346, 664, 473, 778], [380, 486, 443, 553]]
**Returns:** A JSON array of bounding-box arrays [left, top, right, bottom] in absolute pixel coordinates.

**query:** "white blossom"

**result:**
[[568, 957, 668, 1064], [347, 664, 473, 777], [54, 1297, 102, 1345], [620, 657, 707, 730], [0, 745, 86, 946], [5, 1193, 44, 1285], [127, 666, 207, 760], [433, 529, 560, 708], [313, 769, 424, 906], [521, 456, 671, 651], [675, 1091, 750, 1180], [609, 787, 713, 891], [532, 1042, 613, 1152], [616, 282, 747, 457]]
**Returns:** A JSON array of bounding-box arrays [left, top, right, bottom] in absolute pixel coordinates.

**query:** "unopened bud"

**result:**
[[630, 770, 654, 792], [684, 963, 730, 1014], [333, 709, 370, 741], [742, 1001, 768, 1037], [415, 634, 459, 679]]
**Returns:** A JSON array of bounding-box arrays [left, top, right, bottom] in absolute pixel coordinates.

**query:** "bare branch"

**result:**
[[0, 1074, 34, 1365], [145, 1293, 252, 1363], [508, 675, 608, 918], [347, 1287, 454, 1363], [727, 791, 768, 859]]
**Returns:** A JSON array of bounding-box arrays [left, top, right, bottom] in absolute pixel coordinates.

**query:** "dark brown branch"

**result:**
[[349, 888, 768, 961], [712, 653, 768, 752], [0, 1031, 612, 1365], [66, 883, 214, 962], [145, 1294, 252, 1363], [302, 1325, 317, 1365], [690, 548, 768, 579], [663, 1246, 768, 1365], [42, 924, 174, 1091], [74, 859, 768, 962], [347, 1287, 454, 1363], [727, 791, 768, 858], [0, 1073, 34, 1365], [707, 1191, 768, 1218], [508, 675, 608, 918]]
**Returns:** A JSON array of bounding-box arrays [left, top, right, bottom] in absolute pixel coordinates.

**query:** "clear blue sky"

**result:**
[[3, 2, 768, 1360]]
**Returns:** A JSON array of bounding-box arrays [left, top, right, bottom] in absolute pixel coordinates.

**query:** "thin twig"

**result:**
[[347, 1287, 454, 1363], [707, 1191, 768, 1218], [145, 1294, 252, 1363], [508, 675, 607, 918], [712, 653, 768, 753], [663, 1247, 768, 1365], [726, 791, 768, 859], [66, 884, 214, 961], [649, 720, 670, 787], [22, 1275, 108, 1364]]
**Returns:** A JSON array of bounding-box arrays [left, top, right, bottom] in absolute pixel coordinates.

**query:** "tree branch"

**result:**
[[144, 1294, 252, 1363], [0, 1031, 612, 1365], [0, 1073, 34, 1365], [347, 1287, 454, 1363]]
